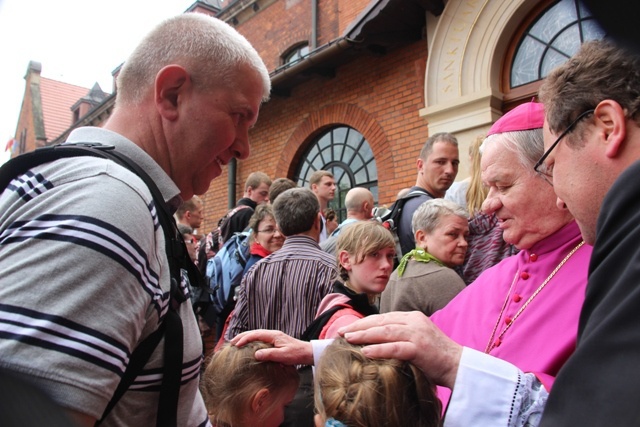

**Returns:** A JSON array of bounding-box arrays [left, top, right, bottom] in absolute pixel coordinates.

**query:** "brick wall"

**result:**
[[200, 35, 430, 233], [337, 0, 370, 35]]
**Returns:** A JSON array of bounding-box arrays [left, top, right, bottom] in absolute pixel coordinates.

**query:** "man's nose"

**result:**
[[231, 133, 251, 160], [556, 196, 568, 211], [482, 190, 500, 214]]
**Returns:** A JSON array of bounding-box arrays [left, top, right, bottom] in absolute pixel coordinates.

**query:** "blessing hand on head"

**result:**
[[231, 329, 314, 366], [338, 311, 462, 388]]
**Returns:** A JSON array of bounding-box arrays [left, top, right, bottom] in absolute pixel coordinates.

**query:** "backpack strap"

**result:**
[[0, 143, 189, 427], [318, 307, 364, 340], [86, 145, 189, 426], [301, 302, 355, 342], [218, 204, 252, 244], [378, 188, 433, 264]]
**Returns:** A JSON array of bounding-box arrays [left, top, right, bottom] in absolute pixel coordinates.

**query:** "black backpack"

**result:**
[[377, 188, 431, 263], [0, 142, 200, 426]]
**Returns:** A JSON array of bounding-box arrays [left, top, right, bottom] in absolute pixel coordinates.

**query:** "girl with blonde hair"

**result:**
[[201, 341, 299, 427], [314, 337, 441, 427], [303, 221, 395, 340]]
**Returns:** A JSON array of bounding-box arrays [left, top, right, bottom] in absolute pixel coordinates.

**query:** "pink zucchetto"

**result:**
[[487, 101, 545, 136]]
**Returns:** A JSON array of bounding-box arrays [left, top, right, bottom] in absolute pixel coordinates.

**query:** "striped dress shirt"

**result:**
[[227, 235, 338, 340]]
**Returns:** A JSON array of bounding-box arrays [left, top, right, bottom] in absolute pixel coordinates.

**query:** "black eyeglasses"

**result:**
[[534, 109, 594, 184]]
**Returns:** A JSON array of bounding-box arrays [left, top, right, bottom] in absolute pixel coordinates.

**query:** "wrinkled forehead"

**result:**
[[480, 141, 525, 181]]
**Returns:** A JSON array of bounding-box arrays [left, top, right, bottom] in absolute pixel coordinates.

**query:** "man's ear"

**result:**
[[155, 65, 190, 121], [416, 157, 424, 172], [594, 100, 628, 159], [362, 201, 370, 216], [251, 388, 270, 413]]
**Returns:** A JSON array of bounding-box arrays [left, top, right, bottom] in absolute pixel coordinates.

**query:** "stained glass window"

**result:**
[[295, 126, 378, 221], [511, 0, 604, 87]]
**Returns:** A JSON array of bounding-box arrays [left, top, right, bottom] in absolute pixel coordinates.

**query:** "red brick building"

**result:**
[[199, 0, 602, 233], [11, 61, 109, 155], [11, 0, 602, 233], [205, 0, 441, 231]]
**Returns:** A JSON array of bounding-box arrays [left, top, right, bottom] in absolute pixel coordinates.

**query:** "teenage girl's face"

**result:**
[[340, 247, 395, 295]]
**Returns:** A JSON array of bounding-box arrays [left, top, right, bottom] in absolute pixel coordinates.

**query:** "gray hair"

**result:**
[[480, 128, 544, 171], [272, 188, 319, 236], [411, 199, 468, 235], [116, 13, 270, 105]]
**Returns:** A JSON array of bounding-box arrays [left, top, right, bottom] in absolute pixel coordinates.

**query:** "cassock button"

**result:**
[[530, 253, 538, 262], [494, 338, 502, 348], [505, 317, 512, 325], [513, 294, 522, 302], [520, 272, 530, 280]]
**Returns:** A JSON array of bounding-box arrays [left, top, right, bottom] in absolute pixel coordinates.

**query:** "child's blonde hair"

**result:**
[[201, 342, 299, 426], [336, 221, 395, 281], [314, 338, 441, 427]]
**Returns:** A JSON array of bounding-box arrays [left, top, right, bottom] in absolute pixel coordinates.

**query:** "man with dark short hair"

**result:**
[[398, 133, 459, 255], [269, 177, 297, 204], [308, 170, 336, 243], [176, 195, 204, 238]]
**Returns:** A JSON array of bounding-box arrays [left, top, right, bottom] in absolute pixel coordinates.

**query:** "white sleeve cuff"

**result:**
[[311, 339, 334, 365], [444, 347, 522, 427]]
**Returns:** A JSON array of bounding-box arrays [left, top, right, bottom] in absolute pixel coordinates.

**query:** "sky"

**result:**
[[0, 0, 197, 165]]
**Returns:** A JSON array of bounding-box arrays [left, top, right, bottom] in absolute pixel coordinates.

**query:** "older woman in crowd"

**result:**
[[380, 199, 468, 316]]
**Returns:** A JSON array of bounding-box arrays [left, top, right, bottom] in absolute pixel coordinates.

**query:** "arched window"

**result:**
[[282, 43, 310, 65], [504, 0, 604, 107], [512, 0, 604, 87], [295, 126, 378, 221]]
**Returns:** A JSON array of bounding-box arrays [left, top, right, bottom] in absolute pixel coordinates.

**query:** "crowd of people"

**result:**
[[2, 8, 640, 427]]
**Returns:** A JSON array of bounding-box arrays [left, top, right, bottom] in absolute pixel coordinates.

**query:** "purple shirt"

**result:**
[[431, 221, 592, 403]]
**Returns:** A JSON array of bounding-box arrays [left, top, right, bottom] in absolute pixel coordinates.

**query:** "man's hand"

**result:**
[[339, 311, 462, 388], [231, 329, 314, 366]]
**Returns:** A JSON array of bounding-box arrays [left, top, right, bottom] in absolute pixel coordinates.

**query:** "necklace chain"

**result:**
[[484, 241, 585, 354]]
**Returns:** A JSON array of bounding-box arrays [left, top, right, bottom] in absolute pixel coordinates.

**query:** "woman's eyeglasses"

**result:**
[[257, 228, 279, 235]]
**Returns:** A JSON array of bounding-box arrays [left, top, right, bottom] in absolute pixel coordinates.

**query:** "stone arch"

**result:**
[[276, 103, 394, 200], [421, 0, 542, 136]]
